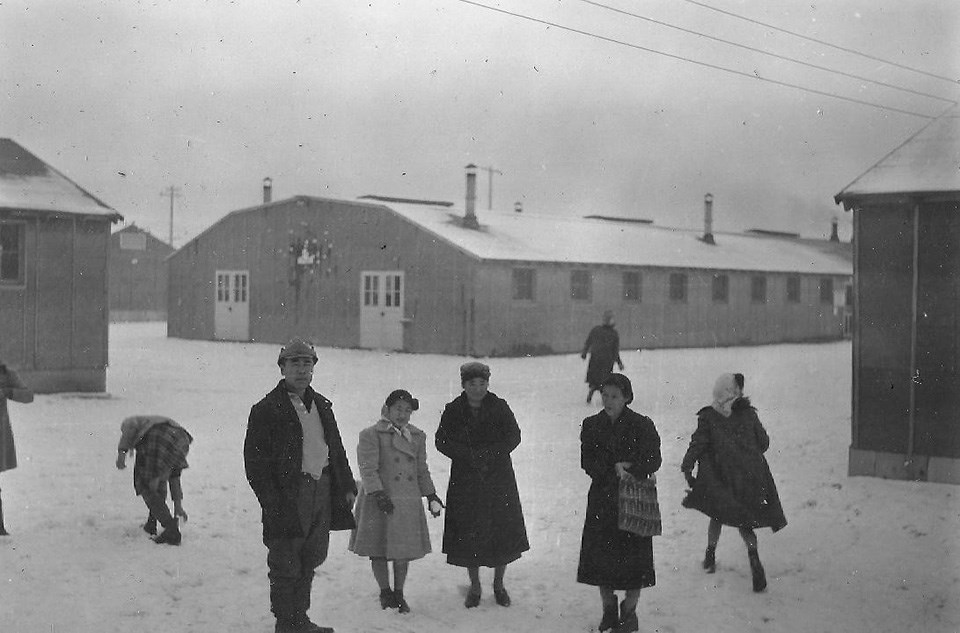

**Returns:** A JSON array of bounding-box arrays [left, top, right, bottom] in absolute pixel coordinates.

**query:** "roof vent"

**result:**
[[701, 193, 715, 245], [463, 164, 479, 229]]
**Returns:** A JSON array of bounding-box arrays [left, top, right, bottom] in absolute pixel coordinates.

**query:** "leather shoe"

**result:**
[[493, 587, 511, 607], [379, 588, 398, 609]]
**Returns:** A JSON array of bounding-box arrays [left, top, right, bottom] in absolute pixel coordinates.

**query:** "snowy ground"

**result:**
[[1, 322, 957, 633]]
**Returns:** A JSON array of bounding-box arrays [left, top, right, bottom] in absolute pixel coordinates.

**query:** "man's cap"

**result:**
[[277, 338, 318, 366]]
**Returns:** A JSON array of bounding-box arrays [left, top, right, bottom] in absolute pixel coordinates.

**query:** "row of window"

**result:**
[[512, 268, 836, 305]]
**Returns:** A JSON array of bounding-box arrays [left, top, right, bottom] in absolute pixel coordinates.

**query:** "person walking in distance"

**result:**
[[581, 310, 624, 404], [244, 338, 358, 633]]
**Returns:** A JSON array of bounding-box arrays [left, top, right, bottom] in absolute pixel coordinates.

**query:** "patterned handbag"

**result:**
[[618, 473, 662, 536]]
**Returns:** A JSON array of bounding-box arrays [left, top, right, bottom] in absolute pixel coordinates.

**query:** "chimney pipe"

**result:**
[[263, 177, 273, 204], [829, 217, 839, 242], [514, 201, 523, 213], [464, 164, 479, 229], [702, 193, 715, 244]]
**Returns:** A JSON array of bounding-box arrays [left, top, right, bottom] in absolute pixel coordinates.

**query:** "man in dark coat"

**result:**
[[244, 339, 357, 633], [581, 310, 624, 404]]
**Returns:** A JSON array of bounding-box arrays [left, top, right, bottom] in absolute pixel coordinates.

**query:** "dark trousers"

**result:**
[[265, 473, 332, 623], [141, 481, 175, 530]]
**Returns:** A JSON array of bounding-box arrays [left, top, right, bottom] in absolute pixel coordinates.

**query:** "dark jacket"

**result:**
[[582, 324, 622, 388], [244, 381, 357, 540], [435, 391, 529, 567], [680, 397, 787, 532], [577, 406, 661, 589]]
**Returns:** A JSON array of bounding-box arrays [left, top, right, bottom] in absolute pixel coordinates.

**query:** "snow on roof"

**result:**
[[835, 110, 960, 208], [0, 138, 120, 219], [381, 201, 851, 275]]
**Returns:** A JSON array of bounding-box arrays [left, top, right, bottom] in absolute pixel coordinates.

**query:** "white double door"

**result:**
[[360, 271, 404, 350], [214, 270, 249, 341]]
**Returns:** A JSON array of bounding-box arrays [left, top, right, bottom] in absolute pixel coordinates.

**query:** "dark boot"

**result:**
[[748, 549, 767, 593], [394, 590, 410, 614], [598, 601, 619, 632], [614, 600, 639, 633], [143, 512, 158, 536], [379, 588, 398, 609], [153, 518, 181, 545], [703, 545, 716, 573]]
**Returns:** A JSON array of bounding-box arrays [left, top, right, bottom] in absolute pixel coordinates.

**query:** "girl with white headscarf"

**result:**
[[679, 373, 786, 593]]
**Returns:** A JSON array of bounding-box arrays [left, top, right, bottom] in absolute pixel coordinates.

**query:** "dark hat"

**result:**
[[385, 389, 419, 411], [277, 338, 318, 366], [600, 372, 633, 404], [460, 361, 491, 383]]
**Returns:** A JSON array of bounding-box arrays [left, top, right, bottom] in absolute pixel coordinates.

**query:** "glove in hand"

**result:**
[[372, 490, 394, 514]]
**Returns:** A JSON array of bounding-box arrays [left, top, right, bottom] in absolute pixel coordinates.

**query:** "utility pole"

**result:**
[[480, 165, 502, 210], [160, 185, 182, 247]]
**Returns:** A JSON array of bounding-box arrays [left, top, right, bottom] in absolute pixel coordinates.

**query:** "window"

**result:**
[[363, 274, 379, 306], [1, 223, 25, 285], [786, 276, 801, 303], [751, 276, 767, 303], [622, 271, 641, 302], [571, 270, 592, 301], [820, 278, 834, 304], [669, 273, 687, 303], [712, 274, 729, 303], [119, 232, 146, 251], [385, 274, 401, 307], [512, 268, 535, 301]]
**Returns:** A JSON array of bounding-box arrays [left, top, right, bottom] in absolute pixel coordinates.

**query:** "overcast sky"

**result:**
[[2, 0, 958, 246]]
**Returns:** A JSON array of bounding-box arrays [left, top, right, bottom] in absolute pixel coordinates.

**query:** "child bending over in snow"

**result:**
[[116, 415, 193, 545], [349, 390, 444, 614]]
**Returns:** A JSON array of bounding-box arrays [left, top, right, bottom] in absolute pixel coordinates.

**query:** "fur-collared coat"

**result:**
[[349, 419, 436, 560], [680, 397, 787, 532], [0, 366, 33, 473], [244, 381, 357, 541], [435, 391, 529, 568], [577, 406, 661, 589]]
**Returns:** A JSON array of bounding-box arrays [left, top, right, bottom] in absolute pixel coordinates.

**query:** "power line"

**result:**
[[578, 0, 956, 105], [682, 0, 960, 86], [455, 0, 938, 119]]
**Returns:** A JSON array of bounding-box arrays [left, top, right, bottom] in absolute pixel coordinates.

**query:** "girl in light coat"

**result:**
[[349, 390, 444, 614]]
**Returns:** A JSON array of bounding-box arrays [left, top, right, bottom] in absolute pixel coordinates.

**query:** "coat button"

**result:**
[[395, 475, 401, 481], [407, 475, 413, 481], [395, 457, 401, 462]]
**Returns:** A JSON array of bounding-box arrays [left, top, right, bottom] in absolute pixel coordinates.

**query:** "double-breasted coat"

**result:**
[[244, 381, 357, 542], [680, 397, 787, 532], [349, 419, 436, 560], [435, 391, 529, 568], [577, 406, 661, 589], [0, 366, 33, 473]]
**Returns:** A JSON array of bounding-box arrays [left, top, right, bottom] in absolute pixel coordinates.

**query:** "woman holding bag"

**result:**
[[577, 373, 661, 633]]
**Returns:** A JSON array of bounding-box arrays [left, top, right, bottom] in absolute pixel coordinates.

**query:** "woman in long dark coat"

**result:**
[[578, 373, 661, 633], [435, 362, 529, 609], [581, 310, 624, 404], [0, 360, 33, 535], [680, 373, 786, 593]]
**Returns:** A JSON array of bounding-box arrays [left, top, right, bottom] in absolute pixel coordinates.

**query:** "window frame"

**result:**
[[819, 277, 834, 305], [512, 267, 536, 301], [751, 275, 767, 304], [0, 221, 27, 288], [570, 269, 593, 302], [669, 272, 688, 303], [786, 275, 801, 303], [622, 271, 642, 302], [712, 273, 729, 303]]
